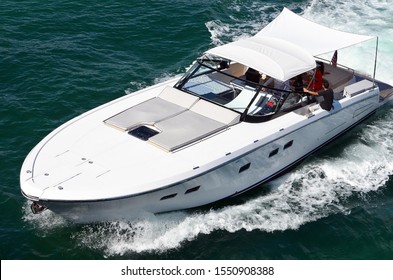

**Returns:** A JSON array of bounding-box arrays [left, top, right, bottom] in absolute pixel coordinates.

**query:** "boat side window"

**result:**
[[160, 193, 177, 200], [185, 185, 201, 194], [269, 148, 279, 158], [283, 140, 294, 150]]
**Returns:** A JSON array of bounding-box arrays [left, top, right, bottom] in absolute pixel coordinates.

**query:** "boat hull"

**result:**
[[23, 89, 380, 223]]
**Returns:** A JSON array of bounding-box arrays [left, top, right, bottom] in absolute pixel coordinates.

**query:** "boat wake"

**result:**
[[22, 108, 393, 256], [22, 202, 69, 234]]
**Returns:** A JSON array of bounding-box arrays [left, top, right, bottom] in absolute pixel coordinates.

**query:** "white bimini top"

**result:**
[[206, 8, 375, 82]]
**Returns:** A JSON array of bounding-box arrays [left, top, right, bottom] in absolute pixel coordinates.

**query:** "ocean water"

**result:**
[[1, 0, 393, 260]]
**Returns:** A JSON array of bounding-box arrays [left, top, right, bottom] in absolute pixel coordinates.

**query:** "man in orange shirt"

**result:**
[[306, 62, 324, 91]]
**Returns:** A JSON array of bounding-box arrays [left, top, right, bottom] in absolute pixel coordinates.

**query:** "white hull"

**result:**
[[22, 85, 380, 223]]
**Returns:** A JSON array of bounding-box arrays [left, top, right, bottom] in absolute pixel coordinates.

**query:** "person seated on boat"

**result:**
[[303, 80, 334, 111], [305, 61, 324, 91], [292, 74, 304, 92], [290, 74, 305, 102], [217, 60, 229, 70], [245, 67, 261, 83], [260, 73, 269, 84]]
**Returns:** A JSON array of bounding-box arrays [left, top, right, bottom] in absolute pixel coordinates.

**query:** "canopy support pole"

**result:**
[[372, 36, 379, 86]]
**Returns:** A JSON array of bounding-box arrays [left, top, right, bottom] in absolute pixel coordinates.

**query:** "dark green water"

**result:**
[[1, 0, 393, 259]]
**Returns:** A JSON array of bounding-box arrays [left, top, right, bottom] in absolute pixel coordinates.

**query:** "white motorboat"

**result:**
[[20, 8, 393, 223]]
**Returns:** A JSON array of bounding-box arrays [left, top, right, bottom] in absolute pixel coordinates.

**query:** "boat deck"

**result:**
[[380, 87, 393, 103]]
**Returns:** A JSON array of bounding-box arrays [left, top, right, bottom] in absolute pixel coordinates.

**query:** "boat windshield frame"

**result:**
[[175, 56, 299, 122]]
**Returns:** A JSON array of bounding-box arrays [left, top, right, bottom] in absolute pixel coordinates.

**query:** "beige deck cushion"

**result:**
[[149, 110, 227, 152], [324, 64, 354, 89], [105, 86, 241, 151], [190, 99, 240, 125], [104, 86, 199, 131], [158, 86, 199, 108], [149, 99, 240, 151], [344, 79, 374, 97]]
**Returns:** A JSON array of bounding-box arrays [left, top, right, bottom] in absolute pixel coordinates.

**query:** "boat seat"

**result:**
[[104, 86, 199, 131], [190, 99, 240, 125], [323, 64, 354, 90], [149, 110, 226, 151], [229, 62, 247, 77], [343, 79, 374, 98], [158, 85, 200, 107], [149, 99, 240, 151], [105, 86, 241, 151], [207, 62, 247, 81]]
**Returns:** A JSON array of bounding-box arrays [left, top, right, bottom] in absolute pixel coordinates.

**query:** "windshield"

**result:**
[[175, 57, 299, 122]]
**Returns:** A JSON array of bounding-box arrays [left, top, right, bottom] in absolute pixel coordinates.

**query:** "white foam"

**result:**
[[204, 3, 281, 47], [205, 20, 232, 46], [153, 73, 180, 85], [126, 81, 148, 94], [22, 202, 68, 233]]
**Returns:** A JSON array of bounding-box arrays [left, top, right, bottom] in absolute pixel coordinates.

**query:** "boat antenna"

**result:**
[[372, 36, 379, 86]]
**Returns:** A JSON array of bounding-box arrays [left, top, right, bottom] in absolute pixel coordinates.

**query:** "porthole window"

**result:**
[[160, 193, 177, 200], [269, 148, 279, 158], [283, 140, 294, 150], [185, 186, 200, 194], [239, 163, 251, 173]]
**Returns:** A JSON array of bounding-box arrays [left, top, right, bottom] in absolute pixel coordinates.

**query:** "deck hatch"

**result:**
[[128, 126, 159, 141]]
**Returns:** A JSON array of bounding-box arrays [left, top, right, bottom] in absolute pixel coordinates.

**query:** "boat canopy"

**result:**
[[257, 8, 375, 56], [206, 36, 316, 82], [206, 8, 375, 82]]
